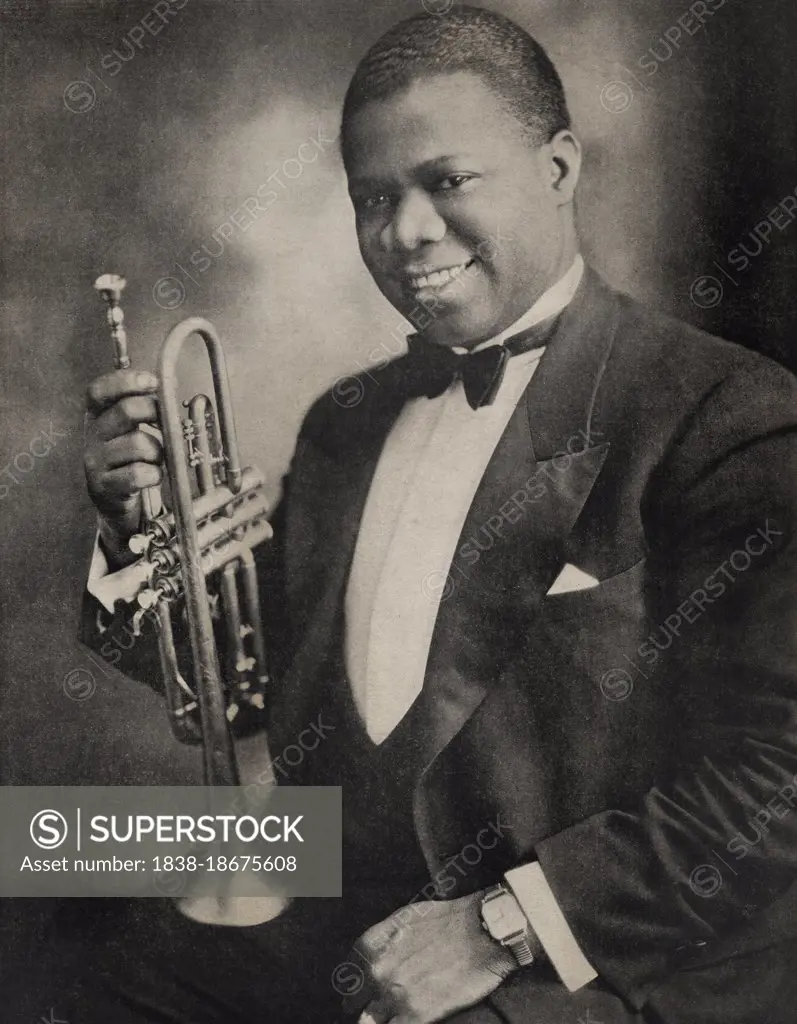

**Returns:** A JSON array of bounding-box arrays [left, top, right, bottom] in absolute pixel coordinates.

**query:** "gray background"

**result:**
[[0, 0, 794, 1012]]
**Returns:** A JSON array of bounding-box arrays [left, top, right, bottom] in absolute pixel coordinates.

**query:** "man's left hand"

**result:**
[[343, 890, 520, 1023]]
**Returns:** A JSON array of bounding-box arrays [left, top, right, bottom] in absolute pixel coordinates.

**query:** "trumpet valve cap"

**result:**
[[129, 533, 152, 555], [137, 588, 160, 610]]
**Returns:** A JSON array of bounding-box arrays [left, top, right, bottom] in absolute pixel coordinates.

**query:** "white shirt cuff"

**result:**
[[87, 530, 150, 614], [504, 861, 598, 992]]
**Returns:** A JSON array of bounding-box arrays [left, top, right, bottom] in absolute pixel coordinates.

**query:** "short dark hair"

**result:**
[[341, 5, 570, 162]]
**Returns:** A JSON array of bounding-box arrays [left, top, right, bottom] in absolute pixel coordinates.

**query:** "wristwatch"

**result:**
[[480, 883, 536, 967]]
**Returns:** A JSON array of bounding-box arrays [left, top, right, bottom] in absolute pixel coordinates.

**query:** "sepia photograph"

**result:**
[[1, 0, 796, 1021]]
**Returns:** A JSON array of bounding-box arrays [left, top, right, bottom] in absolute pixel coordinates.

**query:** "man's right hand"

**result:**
[[84, 369, 163, 571]]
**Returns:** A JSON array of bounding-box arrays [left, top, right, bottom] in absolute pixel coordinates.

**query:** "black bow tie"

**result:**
[[402, 320, 554, 411]]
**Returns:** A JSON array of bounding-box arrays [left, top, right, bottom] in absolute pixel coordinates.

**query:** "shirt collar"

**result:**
[[466, 254, 584, 354]]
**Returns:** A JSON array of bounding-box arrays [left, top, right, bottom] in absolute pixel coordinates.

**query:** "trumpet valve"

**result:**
[[128, 532, 152, 556], [138, 576, 180, 609], [151, 548, 178, 572], [129, 516, 174, 555], [158, 576, 182, 601], [149, 518, 175, 547], [137, 587, 161, 610]]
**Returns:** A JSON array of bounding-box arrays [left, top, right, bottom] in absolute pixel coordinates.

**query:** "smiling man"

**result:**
[[342, 62, 579, 349], [73, 6, 797, 1024]]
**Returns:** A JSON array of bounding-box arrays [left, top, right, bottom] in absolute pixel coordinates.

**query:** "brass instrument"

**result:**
[[94, 274, 287, 926]]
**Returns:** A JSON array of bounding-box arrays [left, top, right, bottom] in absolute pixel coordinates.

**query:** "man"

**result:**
[[75, 7, 797, 1023]]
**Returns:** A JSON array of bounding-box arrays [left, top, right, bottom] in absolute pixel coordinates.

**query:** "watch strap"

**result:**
[[506, 934, 535, 967]]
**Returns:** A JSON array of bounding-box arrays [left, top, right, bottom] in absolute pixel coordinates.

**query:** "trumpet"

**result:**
[[94, 274, 273, 788], [94, 274, 289, 926]]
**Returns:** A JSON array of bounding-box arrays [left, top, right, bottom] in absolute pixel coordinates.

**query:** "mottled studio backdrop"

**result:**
[[1, 0, 795, 790], [0, 0, 795, 1008]]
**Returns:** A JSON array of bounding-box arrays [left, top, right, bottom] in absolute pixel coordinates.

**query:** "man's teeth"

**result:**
[[410, 262, 471, 289]]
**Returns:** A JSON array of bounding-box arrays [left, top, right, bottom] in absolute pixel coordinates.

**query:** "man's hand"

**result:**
[[343, 891, 521, 1024], [83, 369, 162, 569]]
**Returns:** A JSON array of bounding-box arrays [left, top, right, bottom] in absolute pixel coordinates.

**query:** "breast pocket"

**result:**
[[536, 558, 651, 685], [541, 557, 649, 621]]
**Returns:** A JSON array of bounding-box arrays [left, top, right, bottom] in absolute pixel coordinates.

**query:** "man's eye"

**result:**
[[434, 174, 475, 192], [359, 193, 392, 211]]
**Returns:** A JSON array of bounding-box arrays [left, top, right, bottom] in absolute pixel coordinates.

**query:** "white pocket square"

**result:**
[[546, 563, 599, 595]]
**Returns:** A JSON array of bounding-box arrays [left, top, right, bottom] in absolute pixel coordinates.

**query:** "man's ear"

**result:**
[[545, 129, 582, 204]]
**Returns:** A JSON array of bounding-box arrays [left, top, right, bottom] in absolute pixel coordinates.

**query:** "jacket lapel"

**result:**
[[412, 268, 620, 786], [523, 266, 620, 461], [276, 378, 406, 741]]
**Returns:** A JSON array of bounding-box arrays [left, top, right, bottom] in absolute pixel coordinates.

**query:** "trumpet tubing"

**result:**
[[93, 278, 272, 788], [130, 465, 270, 556]]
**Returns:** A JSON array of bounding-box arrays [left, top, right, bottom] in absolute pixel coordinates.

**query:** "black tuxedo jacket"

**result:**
[[82, 268, 797, 1020]]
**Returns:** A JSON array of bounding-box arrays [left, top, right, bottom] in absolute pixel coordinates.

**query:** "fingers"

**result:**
[[359, 915, 403, 958], [358, 992, 398, 1024], [83, 370, 163, 517], [343, 915, 407, 1016], [357, 1010, 388, 1024], [91, 395, 159, 442], [84, 428, 163, 482], [101, 430, 163, 469], [341, 973, 377, 1018], [83, 373, 161, 526], [84, 431, 163, 501], [86, 369, 158, 416], [96, 462, 163, 499]]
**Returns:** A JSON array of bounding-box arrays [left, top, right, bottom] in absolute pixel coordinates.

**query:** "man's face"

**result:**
[[344, 71, 569, 348]]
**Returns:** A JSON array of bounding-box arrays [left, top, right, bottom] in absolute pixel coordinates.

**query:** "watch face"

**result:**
[[483, 893, 527, 940]]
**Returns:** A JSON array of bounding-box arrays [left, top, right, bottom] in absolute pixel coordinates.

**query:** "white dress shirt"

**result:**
[[87, 253, 596, 990]]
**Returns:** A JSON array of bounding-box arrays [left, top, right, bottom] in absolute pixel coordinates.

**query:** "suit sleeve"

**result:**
[[524, 362, 797, 1007]]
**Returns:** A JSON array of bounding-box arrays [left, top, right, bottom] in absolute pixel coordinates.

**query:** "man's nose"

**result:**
[[382, 190, 446, 251]]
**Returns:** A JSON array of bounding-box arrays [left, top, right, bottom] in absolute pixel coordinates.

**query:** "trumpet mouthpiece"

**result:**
[[94, 273, 127, 299], [94, 273, 130, 369]]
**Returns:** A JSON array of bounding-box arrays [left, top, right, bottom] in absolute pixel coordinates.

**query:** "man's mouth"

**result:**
[[406, 258, 476, 291]]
